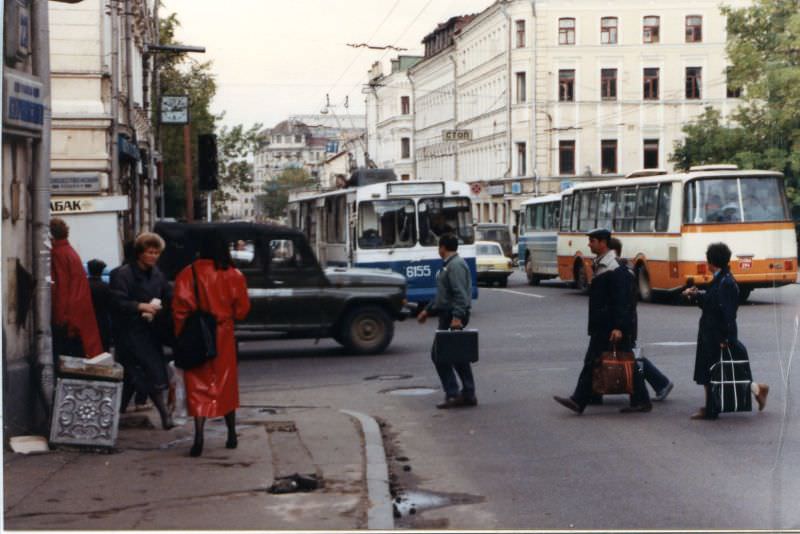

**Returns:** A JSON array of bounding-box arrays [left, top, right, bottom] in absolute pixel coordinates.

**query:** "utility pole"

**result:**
[[183, 124, 193, 220]]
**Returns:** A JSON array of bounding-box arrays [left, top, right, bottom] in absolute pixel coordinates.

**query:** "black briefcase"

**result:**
[[433, 329, 479, 366]]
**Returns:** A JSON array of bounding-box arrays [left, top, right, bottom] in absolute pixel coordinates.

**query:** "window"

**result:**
[[559, 18, 575, 45], [324, 196, 346, 243], [643, 68, 659, 100], [685, 67, 702, 99], [401, 137, 410, 159], [516, 20, 526, 48], [686, 15, 702, 42], [655, 183, 672, 232], [601, 140, 617, 174], [294, 134, 302, 143], [517, 142, 527, 176], [726, 67, 742, 98], [516, 72, 527, 103], [643, 139, 659, 168], [418, 197, 475, 246], [559, 140, 575, 175], [596, 189, 616, 230], [401, 174, 410, 181], [635, 186, 658, 232], [560, 195, 574, 231], [358, 200, 416, 249], [684, 177, 789, 224], [601, 68, 617, 100], [401, 96, 410, 114], [615, 187, 637, 232], [601, 17, 618, 44], [559, 69, 575, 101], [577, 190, 598, 232], [643, 16, 659, 43]]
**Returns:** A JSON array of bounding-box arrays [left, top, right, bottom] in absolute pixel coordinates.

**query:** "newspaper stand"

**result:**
[[49, 356, 124, 449]]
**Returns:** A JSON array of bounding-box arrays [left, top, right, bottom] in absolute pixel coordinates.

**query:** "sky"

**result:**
[[161, 0, 495, 130]]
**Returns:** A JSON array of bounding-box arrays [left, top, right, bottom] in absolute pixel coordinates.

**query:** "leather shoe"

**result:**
[[436, 396, 462, 409], [553, 396, 584, 414], [620, 403, 652, 413], [461, 395, 478, 407], [755, 384, 769, 411]]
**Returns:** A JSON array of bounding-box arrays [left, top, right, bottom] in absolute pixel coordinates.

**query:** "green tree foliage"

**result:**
[[212, 123, 263, 218], [670, 0, 800, 212], [260, 168, 316, 219]]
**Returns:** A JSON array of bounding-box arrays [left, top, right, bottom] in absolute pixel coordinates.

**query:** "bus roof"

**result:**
[[561, 169, 783, 194], [520, 192, 563, 206], [288, 179, 472, 204]]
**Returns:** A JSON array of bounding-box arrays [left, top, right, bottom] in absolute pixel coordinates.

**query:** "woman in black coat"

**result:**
[[683, 242, 769, 420], [110, 232, 174, 429]]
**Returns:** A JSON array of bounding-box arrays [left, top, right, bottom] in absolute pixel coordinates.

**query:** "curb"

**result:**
[[340, 409, 393, 530]]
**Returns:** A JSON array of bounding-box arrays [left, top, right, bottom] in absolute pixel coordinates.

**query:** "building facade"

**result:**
[[49, 0, 159, 266], [371, 0, 748, 227]]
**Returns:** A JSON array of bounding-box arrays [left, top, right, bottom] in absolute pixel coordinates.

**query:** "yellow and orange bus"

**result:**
[[556, 166, 798, 302]]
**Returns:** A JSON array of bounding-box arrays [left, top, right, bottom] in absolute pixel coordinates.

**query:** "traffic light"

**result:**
[[197, 133, 218, 191]]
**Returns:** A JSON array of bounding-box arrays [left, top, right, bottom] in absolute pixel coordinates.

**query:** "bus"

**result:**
[[557, 167, 798, 302], [518, 193, 562, 285], [288, 179, 478, 305]]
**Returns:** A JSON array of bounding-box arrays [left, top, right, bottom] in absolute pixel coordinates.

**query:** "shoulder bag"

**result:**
[[173, 264, 217, 370]]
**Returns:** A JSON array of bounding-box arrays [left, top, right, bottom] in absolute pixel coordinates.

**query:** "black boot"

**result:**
[[120, 382, 136, 414], [190, 417, 205, 457], [224, 411, 237, 449], [150, 390, 174, 430]]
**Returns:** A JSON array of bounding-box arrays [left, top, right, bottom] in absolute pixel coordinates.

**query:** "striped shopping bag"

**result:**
[[709, 345, 753, 414]]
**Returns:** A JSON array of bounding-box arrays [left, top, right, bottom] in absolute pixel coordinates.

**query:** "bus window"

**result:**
[[740, 177, 788, 222], [560, 195, 573, 231], [357, 200, 416, 249], [635, 186, 658, 232], [616, 187, 637, 232], [596, 189, 616, 230], [419, 198, 474, 246], [577, 190, 598, 232], [655, 184, 672, 232]]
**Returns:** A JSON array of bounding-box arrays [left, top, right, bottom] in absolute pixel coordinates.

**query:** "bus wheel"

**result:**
[[574, 261, 589, 292], [342, 306, 394, 355], [636, 265, 653, 303], [525, 257, 540, 286], [738, 287, 753, 303]]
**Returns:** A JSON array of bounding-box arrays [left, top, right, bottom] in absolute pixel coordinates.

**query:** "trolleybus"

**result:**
[[518, 193, 562, 285]]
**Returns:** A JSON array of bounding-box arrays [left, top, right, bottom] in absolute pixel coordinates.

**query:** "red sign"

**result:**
[[738, 257, 753, 270], [470, 183, 482, 195]]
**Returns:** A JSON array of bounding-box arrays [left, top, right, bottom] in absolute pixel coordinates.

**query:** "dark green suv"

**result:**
[[155, 222, 408, 354]]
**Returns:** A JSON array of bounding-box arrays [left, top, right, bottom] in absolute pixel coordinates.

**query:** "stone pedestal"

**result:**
[[49, 357, 124, 448]]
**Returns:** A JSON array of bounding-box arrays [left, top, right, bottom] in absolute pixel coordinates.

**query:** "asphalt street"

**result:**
[[236, 272, 800, 530]]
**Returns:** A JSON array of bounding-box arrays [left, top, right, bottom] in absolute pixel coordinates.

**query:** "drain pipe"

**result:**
[[408, 71, 418, 180], [31, 0, 55, 412], [502, 4, 513, 179]]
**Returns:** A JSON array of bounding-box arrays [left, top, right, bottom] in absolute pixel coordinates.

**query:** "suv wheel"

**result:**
[[341, 306, 394, 355]]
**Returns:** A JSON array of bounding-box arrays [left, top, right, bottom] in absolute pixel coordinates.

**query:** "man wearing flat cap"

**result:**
[[554, 228, 651, 414]]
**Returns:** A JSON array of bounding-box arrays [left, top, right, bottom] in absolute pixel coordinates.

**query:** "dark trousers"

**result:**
[[572, 334, 650, 408], [52, 324, 84, 365], [431, 313, 475, 399]]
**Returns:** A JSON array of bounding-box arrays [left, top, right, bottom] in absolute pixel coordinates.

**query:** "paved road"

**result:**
[[236, 272, 800, 530]]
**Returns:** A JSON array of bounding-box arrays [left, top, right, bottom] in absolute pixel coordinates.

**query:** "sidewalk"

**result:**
[[4, 403, 388, 530]]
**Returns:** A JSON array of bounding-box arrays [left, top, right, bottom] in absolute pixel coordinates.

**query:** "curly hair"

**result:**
[[134, 232, 165, 257]]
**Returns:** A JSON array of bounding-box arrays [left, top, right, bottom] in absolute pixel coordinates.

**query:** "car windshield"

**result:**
[[684, 176, 789, 223], [477, 243, 503, 256], [418, 197, 474, 246], [357, 200, 416, 249]]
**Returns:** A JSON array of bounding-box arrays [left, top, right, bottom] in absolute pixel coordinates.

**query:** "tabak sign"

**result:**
[[50, 198, 95, 214]]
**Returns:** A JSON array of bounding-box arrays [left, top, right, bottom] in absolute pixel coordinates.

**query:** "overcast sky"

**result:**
[[162, 0, 495, 130]]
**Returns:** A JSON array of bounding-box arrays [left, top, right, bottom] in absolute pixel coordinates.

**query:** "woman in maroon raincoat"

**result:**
[[172, 234, 250, 457]]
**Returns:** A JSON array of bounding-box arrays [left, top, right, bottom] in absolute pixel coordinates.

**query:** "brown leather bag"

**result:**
[[592, 346, 635, 395]]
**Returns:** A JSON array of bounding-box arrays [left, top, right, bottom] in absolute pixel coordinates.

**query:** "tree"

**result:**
[[212, 123, 263, 218], [670, 0, 800, 210], [260, 168, 316, 219]]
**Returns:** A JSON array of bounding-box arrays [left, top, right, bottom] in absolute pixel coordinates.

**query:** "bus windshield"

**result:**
[[684, 176, 789, 224], [357, 199, 416, 249], [418, 197, 475, 246]]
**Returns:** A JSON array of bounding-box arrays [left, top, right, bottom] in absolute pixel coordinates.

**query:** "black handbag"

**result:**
[[173, 264, 217, 370], [433, 329, 479, 366], [709, 343, 753, 415]]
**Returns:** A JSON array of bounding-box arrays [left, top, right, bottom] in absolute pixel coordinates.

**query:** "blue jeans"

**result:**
[[639, 357, 670, 393], [431, 313, 475, 399]]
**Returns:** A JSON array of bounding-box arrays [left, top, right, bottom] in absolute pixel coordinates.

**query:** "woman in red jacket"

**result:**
[[172, 233, 251, 457]]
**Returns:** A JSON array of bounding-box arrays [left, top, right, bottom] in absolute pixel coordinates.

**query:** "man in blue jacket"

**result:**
[[417, 233, 475, 409]]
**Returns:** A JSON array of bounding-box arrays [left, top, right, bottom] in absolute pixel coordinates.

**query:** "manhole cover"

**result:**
[[365, 374, 413, 381], [382, 387, 438, 396]]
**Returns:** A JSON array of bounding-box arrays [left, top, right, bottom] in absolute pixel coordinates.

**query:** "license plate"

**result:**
[[739, 258, 753, 270]]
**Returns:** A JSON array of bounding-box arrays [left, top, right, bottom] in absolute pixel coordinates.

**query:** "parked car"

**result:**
[[475, 223, 513, 259], [154, 222, 409, 354], [475, 240, 513, 287]]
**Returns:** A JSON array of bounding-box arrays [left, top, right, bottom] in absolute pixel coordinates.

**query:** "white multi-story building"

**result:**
[[375, 0, 748, 226], [365, 55, 422, 180]]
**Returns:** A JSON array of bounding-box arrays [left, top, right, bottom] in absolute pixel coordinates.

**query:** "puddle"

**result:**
[[364, 374, 413, 381], [382, 387, 438, 396], [393, 490, 449, 517]]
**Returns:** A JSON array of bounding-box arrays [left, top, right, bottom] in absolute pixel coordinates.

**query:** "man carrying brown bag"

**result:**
[[554, 228, 651, 414]]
